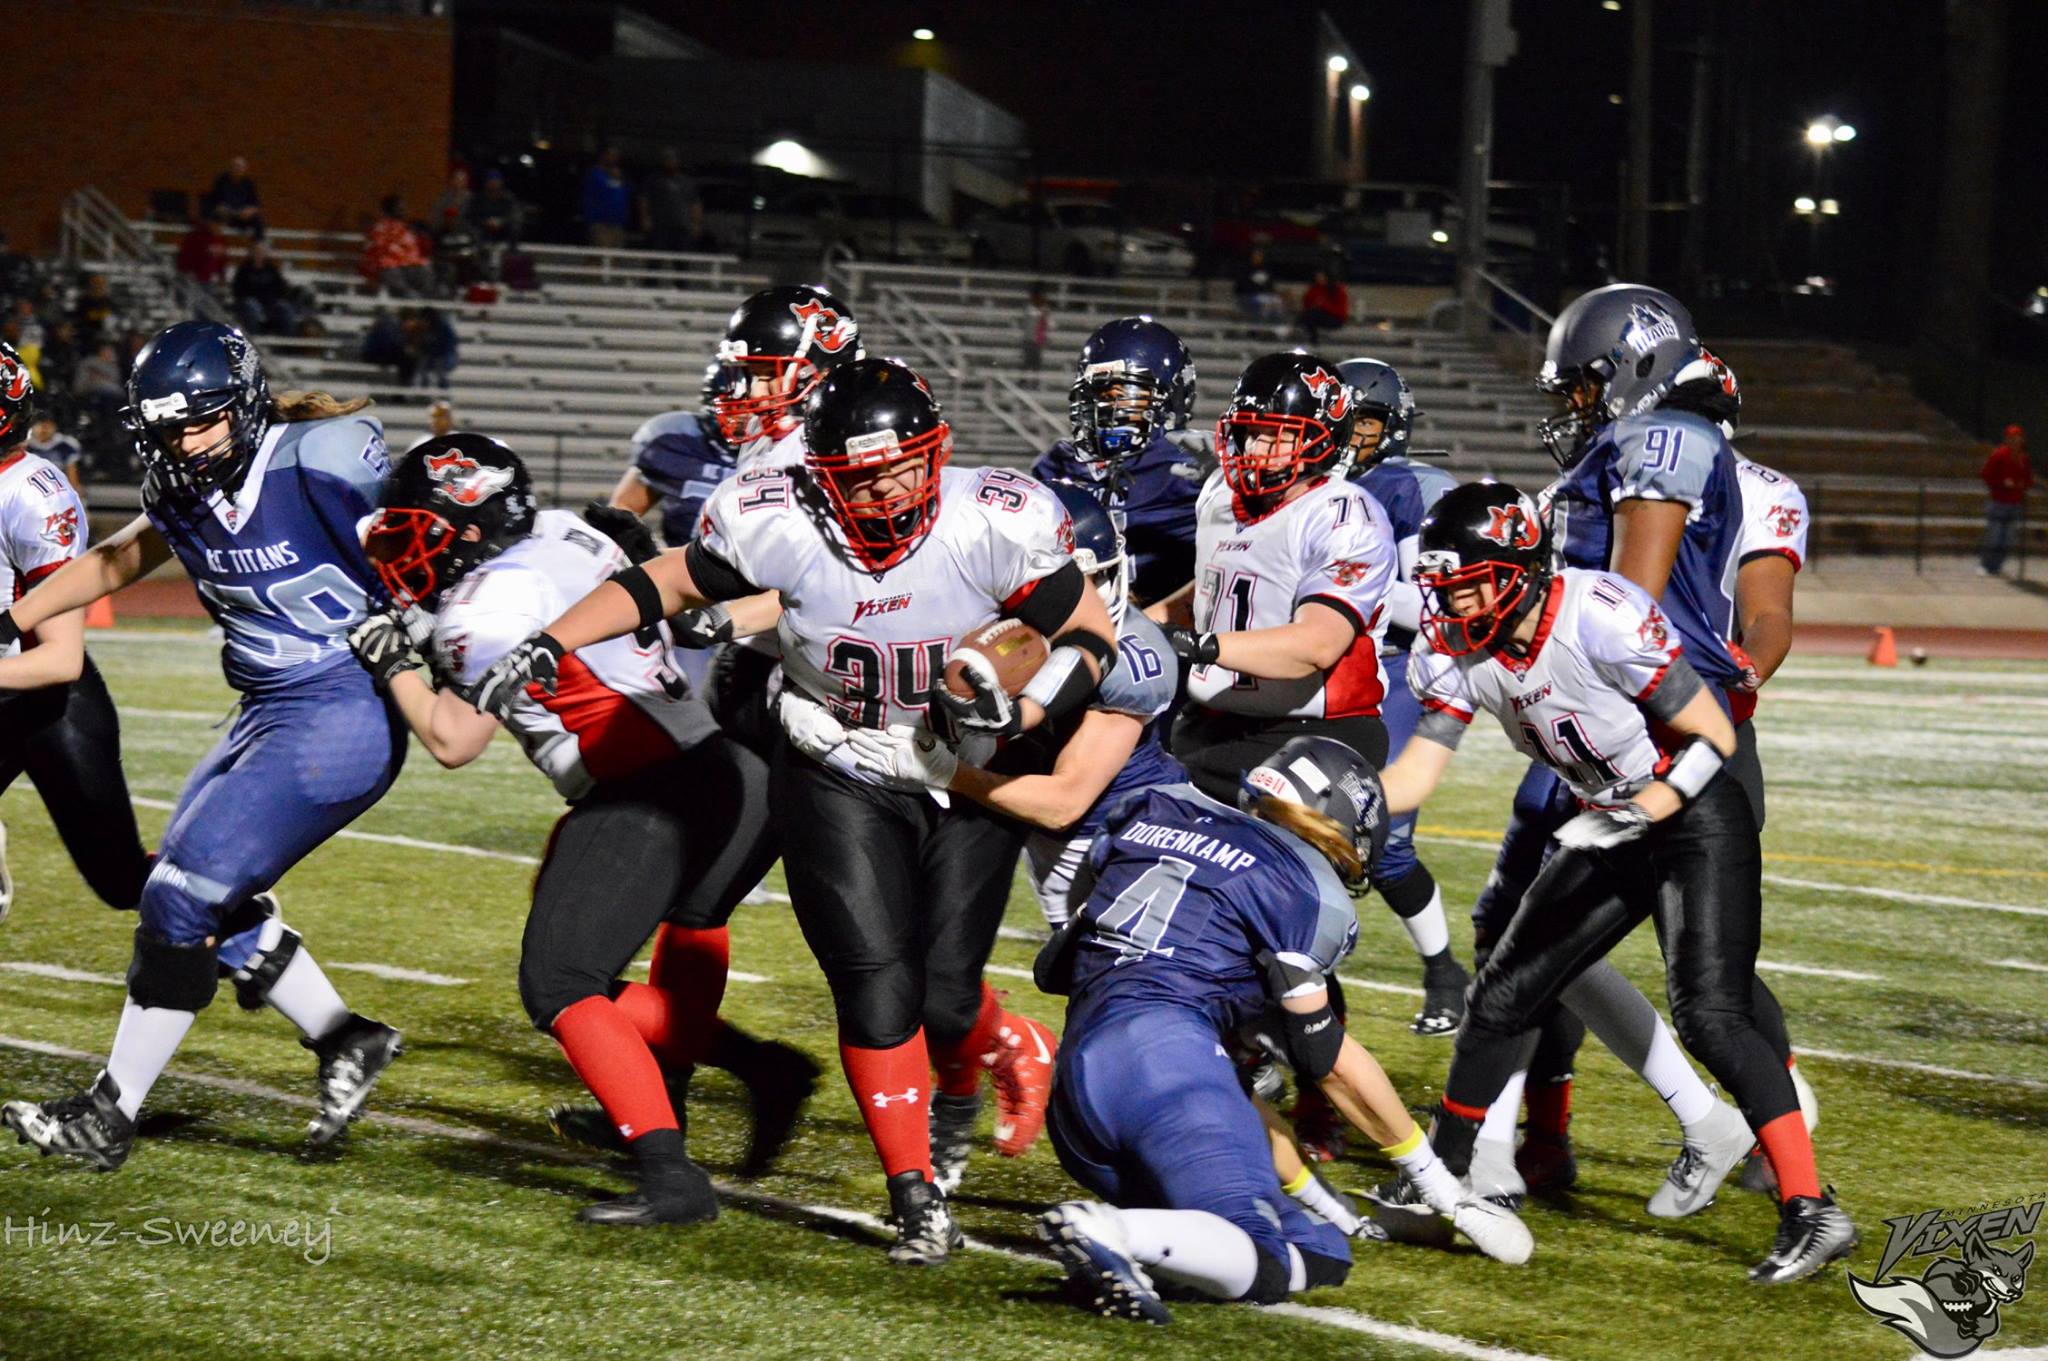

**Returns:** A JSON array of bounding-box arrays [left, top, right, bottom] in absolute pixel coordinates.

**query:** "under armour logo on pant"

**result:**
[[870, 1087, 921, 1108]]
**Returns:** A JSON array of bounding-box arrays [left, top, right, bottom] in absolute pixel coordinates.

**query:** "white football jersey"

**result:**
[[698, 463, 1072, 783], [1187, 471, 1396, 719], [0, 451, 87, 659], [1409, 569, 1685, 808], [1735, 459, 1809, 571], [432, 509, 716, 800]]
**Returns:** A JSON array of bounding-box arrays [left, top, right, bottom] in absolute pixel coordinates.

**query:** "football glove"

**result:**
[[348, 611, 420, 692], [776, 689, 850, 761], [846, 725, 959, 791], [470, 632, 565, 720], [1164, 626, 1221, 668], [936, 648, 1022, 737], [580, 501, 660, 564], [669, 604, 735, 649], [1554, 804, 1653, 852], [1726, 640, 1763, 692]]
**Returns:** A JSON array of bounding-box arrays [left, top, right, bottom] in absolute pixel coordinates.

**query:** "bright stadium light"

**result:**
[[1350, 83, 1370, 102], [1431, 229, 1451, 244], [1820, 198, 1841, 215], [1327, 54, 1349, 73], [756, 139, 826, 178], [1794, 196, 1817, 214], [1833, 123, 1857, 142], [912, 27, 934, 40]]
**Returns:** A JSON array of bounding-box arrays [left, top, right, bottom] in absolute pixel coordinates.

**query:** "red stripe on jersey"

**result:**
[[1420, 696, 1474, 724], [532, 653, 676, 783], [1634, 659, 1675, 702], [1323, 626, 1385, 718], [1740, 547, 1803, 572]]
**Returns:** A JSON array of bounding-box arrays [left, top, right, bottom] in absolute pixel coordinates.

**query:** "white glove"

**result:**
[[777, 689, 849, 761], [935, 648, 1021, 736], [846, 725, 960, 791], [393, 602, 436, 649], [1554, 804, 1652, 851]]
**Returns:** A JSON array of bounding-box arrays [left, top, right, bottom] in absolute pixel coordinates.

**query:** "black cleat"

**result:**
[[1749, 1192, 1858, 1284], [305, 1014, 403, 1145], [929, 1091, 981, 1196], [549, 1072, 689, 1157], [885, 1170, 962, 1265], [1516, 1132, 1578, 1194], [3, 1072, 135, 1171], [578, 1159, 719, 1226], [735, 1042, 821, 1178], [1411, 953, 1469, 1037], [1362, 1175, 1457, 1250]]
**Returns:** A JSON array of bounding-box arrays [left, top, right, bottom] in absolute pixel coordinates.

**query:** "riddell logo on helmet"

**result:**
[[1479, 505, 1541, 550], [423, 452, 513, 506], [1301, 366, 1351, 420], [790, 299, 858, 354]]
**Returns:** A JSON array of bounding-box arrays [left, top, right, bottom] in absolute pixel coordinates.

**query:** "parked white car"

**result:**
[[969, 198, 1193, 277]]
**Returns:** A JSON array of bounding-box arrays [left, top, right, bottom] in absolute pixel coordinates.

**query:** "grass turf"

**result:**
[[1, 629, 2043, 1360]]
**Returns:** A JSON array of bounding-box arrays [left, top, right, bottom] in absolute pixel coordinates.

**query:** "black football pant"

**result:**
[[1171, 707, 1389, 806], [1432, 776, 1798, 1175], [0, 655, 150, 911], [771, 742, 1024, 1052], [704, 643, 782, 763], [519, 736, 778, 1027]]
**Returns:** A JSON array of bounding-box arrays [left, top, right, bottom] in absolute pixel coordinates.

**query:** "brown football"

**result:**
[[942, 618, 1050, 700]]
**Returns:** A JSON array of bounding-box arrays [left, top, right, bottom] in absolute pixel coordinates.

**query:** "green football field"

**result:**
[[1, 628, 2043, 1361]]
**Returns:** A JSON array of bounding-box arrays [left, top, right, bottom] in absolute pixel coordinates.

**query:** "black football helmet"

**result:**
[[712, 285, 862, 445], [1334, 356, 1417, 471], [1414, 480, 1553, 656], [364, 433, 537, 608], [1214, 351, 1357, 510], [1048, 480, 1128, 626], [0, 341, 35, 449], [803, 358, 950, 572], [1067, 317, 1198, 470], [124, 321, 271, 504], [1239, 734, 1389, 890], [1535, 284, 1701, 469]]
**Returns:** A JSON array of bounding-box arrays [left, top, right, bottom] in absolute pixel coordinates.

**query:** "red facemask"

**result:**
[[808, 423, 952, 571]]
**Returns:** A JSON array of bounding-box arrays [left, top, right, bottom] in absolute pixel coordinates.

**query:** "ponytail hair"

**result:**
[[270, 390, 373, 422], [1248, 795, 1364, 886]]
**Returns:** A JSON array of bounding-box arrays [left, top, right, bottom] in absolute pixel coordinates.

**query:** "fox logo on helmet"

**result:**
[[1479, 503, 1542, 550], [1, 354, 28, 404], [424, 451, 513, 506], [791, 299, 858, 355], [1301, 366, 1351, 421]]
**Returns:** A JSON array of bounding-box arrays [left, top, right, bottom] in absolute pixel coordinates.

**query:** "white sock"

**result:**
[[1386, 1132, 1465, 1214], [1397, 887, 1450, 959], [1114, 1207, 1260, 1299], [1645, 1018, 1718, 1130], [1480, 1069, 1528, 1144], [264, 948, 352, 1042], [1562, 960, 1716, 1130], [1283, 1166, 1363, 1235], [104, 998, 197, 1119]]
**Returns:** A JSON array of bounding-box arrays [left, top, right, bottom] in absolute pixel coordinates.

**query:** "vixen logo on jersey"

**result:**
[[1326, 558, 1374, 587], [851, 593, 914, 622], [1767, 503, 1803, 537], [423, 452, 514, 506], [1479, 504, 1542, 550], [790, 299, 858, 355], [1301, 366, 1352, 421], [40, 507, 79, 549], [1637, 605, 1671, 650], [1511, 683, 1554, 712]]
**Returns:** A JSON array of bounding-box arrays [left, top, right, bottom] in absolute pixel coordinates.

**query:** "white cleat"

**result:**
[[1649, 1100, 1755, 1219], [1452, 1195, 1533, 1265]]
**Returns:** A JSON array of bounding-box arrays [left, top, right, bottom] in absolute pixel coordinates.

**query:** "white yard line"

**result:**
[[1796, 1047, 2048, 1093], [0, 1032, 1557, 1361], [622, 959, 772, 984], [0, 961, 124, 986], [328, 963, 470, 986], [1754, 960, 1883, 982], [1989, 958, 2048, 974], [1761, 873, 2048, 918], [130, 797, 543, 866]]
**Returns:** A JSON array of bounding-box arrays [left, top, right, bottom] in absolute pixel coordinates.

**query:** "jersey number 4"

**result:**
[[1096, 857, 1193, 962]]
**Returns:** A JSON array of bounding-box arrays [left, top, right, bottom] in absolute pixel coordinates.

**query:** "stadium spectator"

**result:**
[[406, 398, 456, 451], [26, 415, 84, 491], [405, 307, 459, 389], [469, 170, 525, 245], [1298, 269, 1349, 345], [72, 342, 126, 446], [365, 196, 434, 298], [72, 275, 117, 347], [1981, 423, 2033, 575], [176, 216, 231, 287], [204, 156, 265, 237], [1020, 282, 1051, 369], [582, 146, 631, 249], [641, 148, 700, 253], [1234, 248, 1283, 325], [232, 241, 302, 335], [37, 318, 78, 401], [431, 167, 473, 234], [8, 297, 42, 352]]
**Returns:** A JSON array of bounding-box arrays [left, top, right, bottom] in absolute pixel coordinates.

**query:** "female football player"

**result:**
[[0, 322, 404, 1168], [1031, 736, 1529, 1324], [1383, 480, 1853, 1285]]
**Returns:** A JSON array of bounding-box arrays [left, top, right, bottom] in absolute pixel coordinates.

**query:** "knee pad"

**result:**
[[1243, 1247, 1293, 1304], [1297, 1246, 1351, 1290], [1529, 1007, 1586, 1083], [519, 958, 611, 1032], [1670, 1002, 1751, 1069], [1374, 861, 1436, 917], [127, 927, 221, 1012], [826, 962, 922, 1051]]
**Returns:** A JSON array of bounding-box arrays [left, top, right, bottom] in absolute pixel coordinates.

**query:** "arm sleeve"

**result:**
[[1294, 489, 1395, 635], [1090, 616, 1177, 720], [1581, 572, 1688, 702], [1740, 477, 1810, 570], [687, 477, 770, 600], [1406, 639, 1476, 724], [1253, 840, 1361, 979], [1610, 418, 1714, 507]]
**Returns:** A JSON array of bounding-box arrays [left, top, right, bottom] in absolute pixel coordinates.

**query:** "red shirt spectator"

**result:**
[[1302, 275, 1350, 326], [1983, 426, 2033, 506], [176, 219, 230, 285], [364, 207, 429, 275]]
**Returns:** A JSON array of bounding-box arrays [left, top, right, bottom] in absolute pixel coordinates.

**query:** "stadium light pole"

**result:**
[[1458, 0, 1517, 340]]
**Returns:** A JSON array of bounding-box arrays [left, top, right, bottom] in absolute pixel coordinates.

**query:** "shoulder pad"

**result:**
[[1095, 613, 1178, 718], [293, 414, 391, 486], [1610, 411, 1723, 505]]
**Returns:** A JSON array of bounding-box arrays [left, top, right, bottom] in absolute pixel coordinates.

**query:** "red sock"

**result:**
[[841, 1033, 934, 1180], [1755, 1110, 1821, 1202], [611, 925, 731, 1070], [551, 996, 678, 1142], [1526, 1077, 1573, 1139], [932, 984, 1004, 1098]]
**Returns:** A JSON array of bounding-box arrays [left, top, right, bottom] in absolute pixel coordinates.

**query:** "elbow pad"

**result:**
[[0, 609, 17, 650], [1257, 950, 1344, 1080], [610, 564, 667, 632]]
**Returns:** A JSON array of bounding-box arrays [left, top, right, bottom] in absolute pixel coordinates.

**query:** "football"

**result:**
[[942, 617, 1049, 700]]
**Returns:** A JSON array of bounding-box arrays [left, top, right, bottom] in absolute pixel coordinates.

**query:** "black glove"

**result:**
[[469, 631, 566, 720], [935, 647, 1022, 737], [347, 611, 418, 692], [581, 501, 659, 564], [1164, 626, 1221, 667], [668, 603, 735, 649]]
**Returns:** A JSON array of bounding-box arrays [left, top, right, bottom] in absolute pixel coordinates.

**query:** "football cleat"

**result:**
[[1362, 1175, 1456, 1250], [1468, 1136, 1527, 1211], [929, 1091, 981, 1196], [1648, 1100, 1753, 1220], [305, 1014, 403, 1145], [1749, 1192, 1857, 1284], [1452, 1196, 1534, 1266], [1291, 1086, 1348, 1164], [736, 1041, 822, 1179], [990, 1013, 1057, 1157], [884, 1170, 962, 1266], [3, 1071, 135, 1171], [1515, 1131, 1578, 1194], [577, 1159, 719, 1227], [1039, 1201, 1171, 1324], [0, 819, 13, 926], [1411, 953, 1468, 1037]]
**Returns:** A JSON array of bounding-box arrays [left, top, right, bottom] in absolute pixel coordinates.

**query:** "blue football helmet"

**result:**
[[124, 321, 271, 503], [1067, 317, 1197, 471], [1048, 480, 1129, 626], [1334, 357, 1417, 473], [1239, 734, 1389, 889], [1534, 284, 1702, 469]]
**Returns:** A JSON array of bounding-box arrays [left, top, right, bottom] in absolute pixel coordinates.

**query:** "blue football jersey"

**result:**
[[1546, 409, 1743, 691], [1068, 784, 1359, 1036], [1033, 431, 1199, 602], [629, 409, 734, 547], [1063, 611, 1187, 837], [148, 414, 390, 694], [1356, 455, 1457, 655]]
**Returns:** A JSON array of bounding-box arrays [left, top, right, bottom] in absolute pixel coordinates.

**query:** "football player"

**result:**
[[347, 434, 818, 1225], [0, 323, 404, 1167], [1382, 481, 1854, 1284], [468, 358, 1118, 1263], [1031, 737, 1529, 1324], [0, 341, 150, 922], [1032, 318, 1201, 604], [607, 361, 734, 550]]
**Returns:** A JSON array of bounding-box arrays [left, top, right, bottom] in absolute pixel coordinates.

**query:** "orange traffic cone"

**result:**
[[1867, 625, 1898, 667], [85, 597, 114, 629]]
